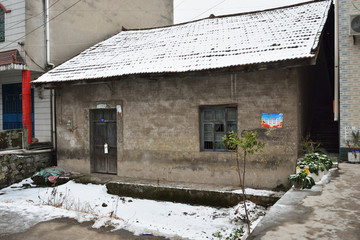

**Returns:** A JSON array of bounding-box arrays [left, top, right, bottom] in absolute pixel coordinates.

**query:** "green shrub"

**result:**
[[288, 170, 315, 189], [297, 153, 333, 175]]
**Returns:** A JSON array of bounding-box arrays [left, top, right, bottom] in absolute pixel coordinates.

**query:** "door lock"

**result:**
[[104, 143, 108, 154]]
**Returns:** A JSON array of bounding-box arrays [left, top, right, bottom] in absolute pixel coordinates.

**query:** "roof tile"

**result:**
[[0, 49, 25, 66], [34, 0, 331, 83]]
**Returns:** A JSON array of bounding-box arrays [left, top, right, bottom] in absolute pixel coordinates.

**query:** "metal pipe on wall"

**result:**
[[45, 0, 56, 159], [334, 0, 339, 121], [45, 0, 54, 69]]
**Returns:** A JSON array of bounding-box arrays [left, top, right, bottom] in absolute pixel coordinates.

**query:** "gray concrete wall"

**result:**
[[25, 0, 173, 71], [0, 150, 52, 189], [55, 67, 307, 189]]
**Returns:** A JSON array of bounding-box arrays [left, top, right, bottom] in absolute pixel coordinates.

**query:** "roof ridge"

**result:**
[[122, 0, 330, 32]]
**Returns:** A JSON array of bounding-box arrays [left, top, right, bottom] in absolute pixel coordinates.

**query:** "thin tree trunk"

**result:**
[[236, 149, 242, 187], [241, 151, 251, 234]]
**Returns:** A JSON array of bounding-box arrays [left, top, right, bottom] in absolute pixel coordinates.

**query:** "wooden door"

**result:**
[[92, 109, 117, 174]]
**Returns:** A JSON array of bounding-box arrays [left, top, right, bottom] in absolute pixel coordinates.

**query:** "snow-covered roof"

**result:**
[[34, 0, 331, 84]]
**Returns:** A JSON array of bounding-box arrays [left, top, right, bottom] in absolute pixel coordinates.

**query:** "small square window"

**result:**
[[201, 107, 237, 151]]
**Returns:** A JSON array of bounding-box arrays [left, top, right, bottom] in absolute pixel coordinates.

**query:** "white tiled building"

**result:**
[[339, 0, 360, 159]]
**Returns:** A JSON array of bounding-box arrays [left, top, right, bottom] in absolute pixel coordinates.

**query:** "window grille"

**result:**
[[0, 8, 4, 42]]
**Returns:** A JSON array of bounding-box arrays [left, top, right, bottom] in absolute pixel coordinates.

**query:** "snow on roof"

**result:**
[[34, 0, 331, 84]]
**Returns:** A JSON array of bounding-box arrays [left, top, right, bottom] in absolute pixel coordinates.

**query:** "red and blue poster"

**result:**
[[261, 113, 283, 128]]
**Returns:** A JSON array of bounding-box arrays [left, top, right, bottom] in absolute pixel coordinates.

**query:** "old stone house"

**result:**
[[34, 0, 333, 189]]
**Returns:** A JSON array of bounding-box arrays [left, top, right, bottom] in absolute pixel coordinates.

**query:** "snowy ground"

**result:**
[[0, 179, 268, 240]]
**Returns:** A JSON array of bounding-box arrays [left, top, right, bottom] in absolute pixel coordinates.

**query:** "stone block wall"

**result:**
[[55, 67, 309, 189], [0, 150, 52, 189]]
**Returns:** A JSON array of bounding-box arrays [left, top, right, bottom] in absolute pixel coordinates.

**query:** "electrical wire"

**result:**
[[0, 0, 82, 51], [189, 0, 227, 21], [352, 1, 360, 12], [175, 0, 187, 8], [6, 0, 61, 32], [101, 0, 232, 66], [24, 49, 46, 71], [2, 0, 231, 69]]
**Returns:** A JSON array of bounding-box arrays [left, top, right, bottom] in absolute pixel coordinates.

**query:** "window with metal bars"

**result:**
[[0, 8, 4, 42], [200, 106, 237, 151]]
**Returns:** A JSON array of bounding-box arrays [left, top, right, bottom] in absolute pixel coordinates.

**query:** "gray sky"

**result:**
[[174, 0, 312, 23]]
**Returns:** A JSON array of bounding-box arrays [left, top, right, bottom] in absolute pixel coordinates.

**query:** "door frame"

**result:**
[[90, 108, 118, 174]]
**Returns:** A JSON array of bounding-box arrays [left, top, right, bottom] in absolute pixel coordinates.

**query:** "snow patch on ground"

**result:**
[[232, 188, 284, 198], [0, 179, 268, 239]]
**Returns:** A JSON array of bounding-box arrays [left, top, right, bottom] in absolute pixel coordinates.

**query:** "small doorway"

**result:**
[[91, 109, 117, 174]]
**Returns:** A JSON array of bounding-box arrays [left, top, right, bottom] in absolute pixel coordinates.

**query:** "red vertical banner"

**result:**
[[22, 70, 32, 144]]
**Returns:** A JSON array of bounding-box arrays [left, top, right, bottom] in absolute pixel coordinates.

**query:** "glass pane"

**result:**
[[227, 123, 237, 132], [204, 141, 214, 150], [215, 132, 225, 141], [215, 110, 224, 120], [104, 110, 110, 121], [215, 141, 225, 150], [95, 110, 102, 120], [204, 132, 213, 141], [227, 109, 237, 121], [215, 124, 224, 132], [204, 110, 214, 121], [204, 124, 213, 132]]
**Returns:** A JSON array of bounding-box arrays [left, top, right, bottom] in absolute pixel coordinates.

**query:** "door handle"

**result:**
[[104, 143, 108, 154]]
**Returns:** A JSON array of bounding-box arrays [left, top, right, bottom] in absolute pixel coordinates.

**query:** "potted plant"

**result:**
[[347, 130, 360, 163]]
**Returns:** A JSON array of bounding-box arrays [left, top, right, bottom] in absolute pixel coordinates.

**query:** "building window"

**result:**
[[0, 7, 4, 42], [200, 106, 237, 151]]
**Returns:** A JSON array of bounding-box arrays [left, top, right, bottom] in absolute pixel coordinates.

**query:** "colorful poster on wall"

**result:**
[[261, 113, 283, 128]]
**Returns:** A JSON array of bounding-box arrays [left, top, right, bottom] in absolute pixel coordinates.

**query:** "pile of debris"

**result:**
[[31, 166, 71, 186]]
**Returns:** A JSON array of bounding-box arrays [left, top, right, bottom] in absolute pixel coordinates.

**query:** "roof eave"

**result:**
[[33, 57, 316, 89], [0, 63, 27, 71]]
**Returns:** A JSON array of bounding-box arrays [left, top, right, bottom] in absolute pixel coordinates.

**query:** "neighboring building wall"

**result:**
[[0, 71, 51, 142], [339, 0, 360, 159], [55, 67, 309, 189], [33, 87, 51, 142], [0, 0, 25, 52], [0, 0, 173, 140], [25, 0, 174, 71]]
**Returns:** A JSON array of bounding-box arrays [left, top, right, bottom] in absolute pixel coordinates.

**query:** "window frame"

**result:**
[[0, 7, 4, 42], [200, 106, 237, 152]]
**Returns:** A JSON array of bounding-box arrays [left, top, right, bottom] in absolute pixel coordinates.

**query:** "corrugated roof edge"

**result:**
[[310, 0, 332, 52], [121, 0, 326, 32], [34, 56, 316, 88]]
